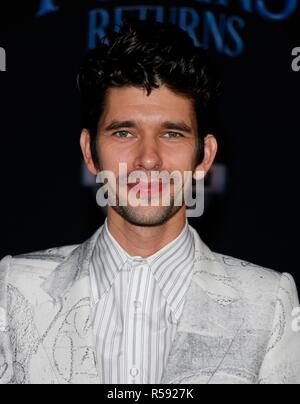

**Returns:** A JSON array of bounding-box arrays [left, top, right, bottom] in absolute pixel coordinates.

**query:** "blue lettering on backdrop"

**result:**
[[88, 9, 110, 49], [88, 7, 245, 57], [177, 8, 201, 47], [202, 11, 226, 52], [255, 0, 297, 20], [195, 0, 297, 18], [36, 0, 298, 57], [36, 0, 59, 17], [224, 16, 245, 57], [196, 0, 254, 13]]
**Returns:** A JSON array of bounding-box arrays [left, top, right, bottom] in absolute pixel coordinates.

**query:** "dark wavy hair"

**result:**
[[77, 19, 220, 168]]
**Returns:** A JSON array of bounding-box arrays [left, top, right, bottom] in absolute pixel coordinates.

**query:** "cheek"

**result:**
[[168, 145, 196, 170], [98, 141, 134, 172]]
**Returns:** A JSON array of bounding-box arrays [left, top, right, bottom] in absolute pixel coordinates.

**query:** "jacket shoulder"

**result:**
[[13, 244, 79, 263], [0, 244, 79, 287], [214, 251, 282, 300], [215, 252, 281, 280]]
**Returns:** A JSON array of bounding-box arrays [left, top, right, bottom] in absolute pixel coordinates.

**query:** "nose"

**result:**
[[133, 137, 163, 171]]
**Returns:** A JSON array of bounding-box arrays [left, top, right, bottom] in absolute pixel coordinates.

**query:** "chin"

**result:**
[[112, 205, 183, 227]]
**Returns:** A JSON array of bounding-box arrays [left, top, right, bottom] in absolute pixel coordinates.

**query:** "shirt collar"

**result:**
[[90, 218, 195, 319]]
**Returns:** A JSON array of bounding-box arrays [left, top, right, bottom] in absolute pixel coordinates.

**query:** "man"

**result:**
[[1, 20, 299, 385]]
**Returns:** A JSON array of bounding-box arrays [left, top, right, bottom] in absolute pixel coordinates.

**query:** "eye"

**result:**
[[113, 131, 134, 138], [163, 132, 184, 139]]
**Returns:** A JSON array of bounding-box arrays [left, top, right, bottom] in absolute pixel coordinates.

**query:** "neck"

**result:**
[[107, 208, 187, 258]]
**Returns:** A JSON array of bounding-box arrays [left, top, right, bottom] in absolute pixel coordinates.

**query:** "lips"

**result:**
[[128, 182, 162, 189], [127, 181, 164, 194]]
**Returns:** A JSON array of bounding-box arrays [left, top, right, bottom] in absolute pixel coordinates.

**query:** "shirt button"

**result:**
[[134, 301, 142, 309], [130, 367, 139, 377]]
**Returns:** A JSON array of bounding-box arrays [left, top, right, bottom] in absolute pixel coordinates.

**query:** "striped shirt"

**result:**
[[90, 218, 195, 384]]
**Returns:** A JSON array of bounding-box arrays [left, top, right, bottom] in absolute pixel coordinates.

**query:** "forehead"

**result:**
[[100, 85, 195, 124]]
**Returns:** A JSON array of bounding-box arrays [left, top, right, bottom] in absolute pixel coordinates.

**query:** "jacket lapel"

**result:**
[[161, 227, 245, 384], [35, 226, 104, 384]]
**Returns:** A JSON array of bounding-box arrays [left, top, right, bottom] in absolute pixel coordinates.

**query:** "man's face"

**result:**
[[94, 85, 200, 227]]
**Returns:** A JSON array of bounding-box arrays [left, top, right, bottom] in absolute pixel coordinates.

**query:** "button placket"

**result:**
[[126, 259, 149, 383], [124, 260, 139, 383]]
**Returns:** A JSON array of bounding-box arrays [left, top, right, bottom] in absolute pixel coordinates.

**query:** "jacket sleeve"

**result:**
[[258, 273, 300, 384], [0, 255, 14, 384]]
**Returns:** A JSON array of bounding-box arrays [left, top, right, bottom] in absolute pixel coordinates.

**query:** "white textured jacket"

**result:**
[[0, 225, 299, 384]]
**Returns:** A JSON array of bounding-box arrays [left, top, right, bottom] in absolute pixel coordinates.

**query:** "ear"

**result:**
[[193, 134, 218, 180], [80, 129, 98, 176]]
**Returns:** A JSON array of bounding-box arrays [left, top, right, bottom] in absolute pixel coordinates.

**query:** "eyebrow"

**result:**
[[104, 120, 193, 134]]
